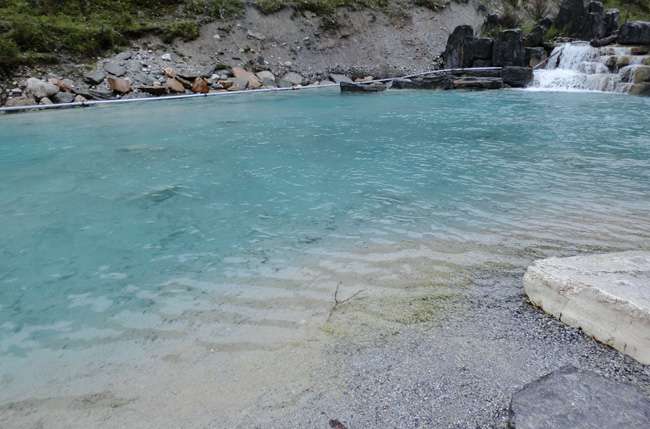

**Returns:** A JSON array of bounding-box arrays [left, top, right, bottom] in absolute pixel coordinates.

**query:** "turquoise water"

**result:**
[[1, 89, 650, 403]]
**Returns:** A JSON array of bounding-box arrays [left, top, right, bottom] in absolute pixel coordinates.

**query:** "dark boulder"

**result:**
[[471, 38, 493, 60], [629, 83, 650, 96], [340, 81, 387, 93], [492, 29, 526, 67], [524, 25, 546, 47], [443, 25, 475, 68], [588, 0, 603, 14], [509, 366, 650, 429], [619, 21, 650, 45], [501, 66, 533, 87], [450, 69, 501, 78], [452, 77, 503, 90], [556, 0, 586, 36], [392, 75, 452, 90], [472, 59, 493, 67]]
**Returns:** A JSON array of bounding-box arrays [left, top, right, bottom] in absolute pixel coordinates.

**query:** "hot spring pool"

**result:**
[[1, 88, 650, 426]]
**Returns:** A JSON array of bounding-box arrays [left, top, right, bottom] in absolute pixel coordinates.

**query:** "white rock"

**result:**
[[524, 251, 650, 364], [161, 53, 172, 61]]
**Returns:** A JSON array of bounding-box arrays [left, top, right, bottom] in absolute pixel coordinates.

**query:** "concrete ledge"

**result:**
[[523, 251, 650, 364]]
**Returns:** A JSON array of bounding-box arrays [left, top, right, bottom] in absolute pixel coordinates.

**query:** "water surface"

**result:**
[[1, 89, 650, 425]]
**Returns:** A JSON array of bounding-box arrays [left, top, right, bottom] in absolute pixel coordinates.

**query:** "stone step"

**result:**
[[523, 251, 650, 364]]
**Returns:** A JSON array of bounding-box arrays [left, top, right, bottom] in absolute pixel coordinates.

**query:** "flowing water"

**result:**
[[1, 89, 650, 426], [531, 42, 650, 92]]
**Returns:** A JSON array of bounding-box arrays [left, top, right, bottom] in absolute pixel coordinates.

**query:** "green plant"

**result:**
[[160, 20, 201, 42]]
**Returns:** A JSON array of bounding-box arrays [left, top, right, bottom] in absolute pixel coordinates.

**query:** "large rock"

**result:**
[[509, 366, 650, 429], [492, 29, 526, 67], [556, 0, 587, 36], [232, 67, 262, 89], [84, 69, 106, 85], [25, 78, 59, 100], [452, 77, 503, 90], [191, 77, 210, 94], [443, 25, 475, 68], [279, 72, 305, 87], [391, 75, 452, 90], [524, 25, 546, 47], [256, 70, 276, 87], [629, 83, 650, 96], [51, 92, 76, 104], [604, 9, 620, 36], [103, 62, 126, 77], [107, 77, 132, 94], [619, 21, 650, 45], [166, 78, 185, 93], [524, 251, 650, 364], [471, 38, 493, 60], [501, 66, 533, 87]]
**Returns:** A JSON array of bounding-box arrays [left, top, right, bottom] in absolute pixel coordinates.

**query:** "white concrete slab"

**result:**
[[524, 251, 650, 364]]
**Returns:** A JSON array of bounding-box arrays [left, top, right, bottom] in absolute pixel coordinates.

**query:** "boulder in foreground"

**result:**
[[524, 251, 650, 364], [509, 366, 650, 429]]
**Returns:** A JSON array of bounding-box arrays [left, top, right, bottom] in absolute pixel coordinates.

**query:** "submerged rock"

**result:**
[[509, 366, 650, 428], [340, 81, 387, 93]]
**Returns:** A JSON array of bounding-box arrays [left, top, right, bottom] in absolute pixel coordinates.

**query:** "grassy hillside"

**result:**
[[0, 0, 391, 73]]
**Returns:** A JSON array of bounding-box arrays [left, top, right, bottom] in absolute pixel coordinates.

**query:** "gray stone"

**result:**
[[391, 75, 452, 90], [256, 70, 276, 87], [328, 73, 353, 84], [471, 38, 493, 60], [604, 9, 620, 36], [492, 29, 526, 67], [629, 82, 650, 96], [51, 92, 76, 104], [103, 62, 126, 77], [524, 251, 650, 364], [509, 366, 650, 429], [25, 78, 59, 100], [279, 72, 305, 87], [247, 30, 266, 41], [84, 69, 106, 85], [619, 21, 650, 45], [114, 51, 132, 61], [501, 66, 533, 88]]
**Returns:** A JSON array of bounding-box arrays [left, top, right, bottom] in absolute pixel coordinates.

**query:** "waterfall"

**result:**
[[529, 42, 650, 93]]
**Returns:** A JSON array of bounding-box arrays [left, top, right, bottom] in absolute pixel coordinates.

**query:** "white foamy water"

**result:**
[[530, 42, 649, 93]]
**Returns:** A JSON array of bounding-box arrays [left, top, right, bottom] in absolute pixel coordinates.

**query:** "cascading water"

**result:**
[[530, 42, 650, 93]]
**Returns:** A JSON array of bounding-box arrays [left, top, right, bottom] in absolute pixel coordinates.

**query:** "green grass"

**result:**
[[0, 0, 243, 73], [604, 0, 650, 21], [254, 0, 388, 15]]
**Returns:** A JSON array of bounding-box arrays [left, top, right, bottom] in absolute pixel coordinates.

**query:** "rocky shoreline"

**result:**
[[3, 0, 650, 110]]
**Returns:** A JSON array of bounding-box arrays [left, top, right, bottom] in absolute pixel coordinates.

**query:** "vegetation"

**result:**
[[605, 0, 650, 22], [0, 0, 241, 73]]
